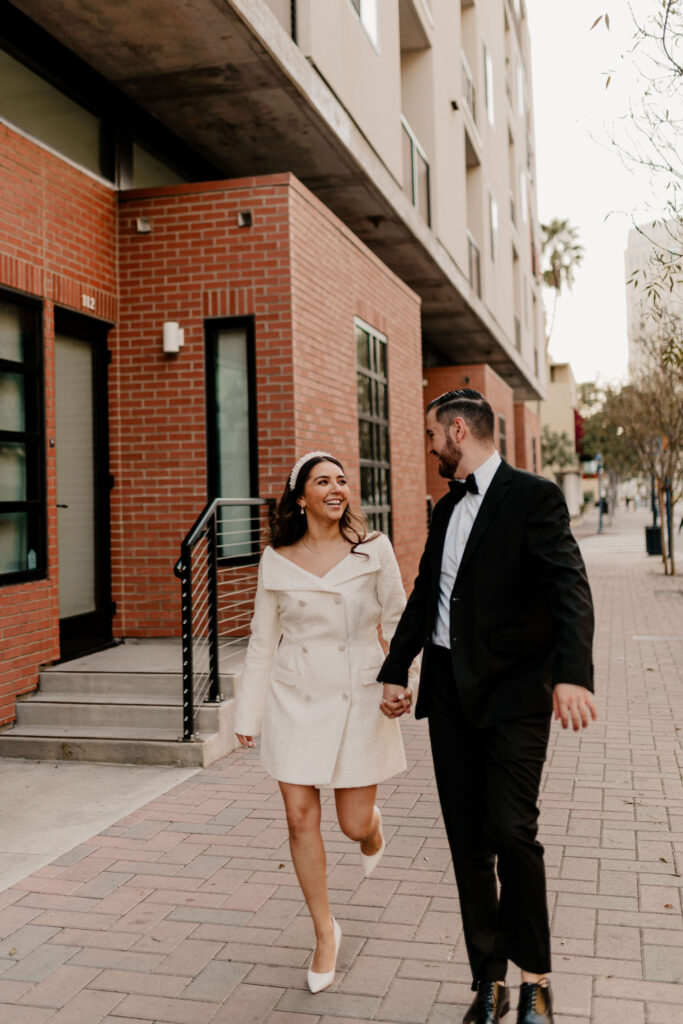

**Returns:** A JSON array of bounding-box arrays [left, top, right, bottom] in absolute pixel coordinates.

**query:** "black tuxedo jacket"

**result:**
[[379, 462, 594, 727]]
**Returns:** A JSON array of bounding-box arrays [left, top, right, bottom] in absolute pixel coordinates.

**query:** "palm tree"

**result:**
[[541, 218, 584, 342]]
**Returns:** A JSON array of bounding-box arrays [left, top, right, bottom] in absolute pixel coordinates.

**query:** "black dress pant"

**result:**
[[426, 645, 551, 984]]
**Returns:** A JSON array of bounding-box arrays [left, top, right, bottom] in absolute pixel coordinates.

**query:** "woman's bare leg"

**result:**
[[279, 782, 336, 972], [335, 785, 382, 855]]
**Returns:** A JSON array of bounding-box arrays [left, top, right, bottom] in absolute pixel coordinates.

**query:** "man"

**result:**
[[378, 389, 595, 1024]]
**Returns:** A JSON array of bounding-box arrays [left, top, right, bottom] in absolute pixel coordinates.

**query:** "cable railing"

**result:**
[[173, 497, 274, 741]]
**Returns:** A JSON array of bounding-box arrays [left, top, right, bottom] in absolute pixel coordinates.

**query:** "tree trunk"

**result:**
[[657, 483, 671, 575]]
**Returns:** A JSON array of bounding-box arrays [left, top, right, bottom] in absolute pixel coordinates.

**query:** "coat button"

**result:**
[[341, 693, 349, 701], [302, 646, 308, 653], [338, 643, 346, 651]]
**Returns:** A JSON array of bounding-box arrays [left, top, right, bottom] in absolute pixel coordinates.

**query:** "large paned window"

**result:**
[[0, 6, 218, 187], [205, 318, 258, 561], [0, 294, 45, 583], [356, 320, 391, 537]]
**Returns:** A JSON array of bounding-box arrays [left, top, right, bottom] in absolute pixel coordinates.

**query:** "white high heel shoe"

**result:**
[[307, 917, 342, 994], [361, 806, 386, 877]]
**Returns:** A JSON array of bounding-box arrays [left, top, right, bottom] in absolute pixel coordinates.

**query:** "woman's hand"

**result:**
[[380, 684, 412, 718], [236, 734, 256, 748]]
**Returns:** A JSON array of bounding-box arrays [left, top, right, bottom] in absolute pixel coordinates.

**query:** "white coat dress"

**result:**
[[233, 532, 410, 787]]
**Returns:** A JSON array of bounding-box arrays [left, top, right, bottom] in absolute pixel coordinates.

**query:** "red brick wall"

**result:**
[[0, 124, 117, 725], [115, 176, 295, 636], [288, 180, 426, 586], [116, 174, 425, 629], [0, 132, 426, 721], [423, 364, 516, 503], [514, 401, 541, 474]]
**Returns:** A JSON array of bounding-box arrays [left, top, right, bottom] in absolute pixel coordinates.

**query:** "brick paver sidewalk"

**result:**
[[0, 509, 681, 1024]]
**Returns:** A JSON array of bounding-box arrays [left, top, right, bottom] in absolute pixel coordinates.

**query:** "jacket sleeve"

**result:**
[[376, 526, 434, 687], [375, 534, 422, 693], [375, 534, 408, 643], [527, 481, 595, 690], [233, 558, 282, 737]]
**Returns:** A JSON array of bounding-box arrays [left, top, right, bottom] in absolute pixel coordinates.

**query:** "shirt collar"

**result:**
[[471, 450, 501, 497]]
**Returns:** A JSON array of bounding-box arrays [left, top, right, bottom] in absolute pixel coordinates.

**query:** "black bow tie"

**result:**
[[449, 473, 479, 503]]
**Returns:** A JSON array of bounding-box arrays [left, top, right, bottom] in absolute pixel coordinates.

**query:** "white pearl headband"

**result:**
[[289, 451, 335, 491]]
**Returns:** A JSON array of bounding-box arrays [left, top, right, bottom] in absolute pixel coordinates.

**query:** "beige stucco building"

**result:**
[[540, 361, 583, 516]]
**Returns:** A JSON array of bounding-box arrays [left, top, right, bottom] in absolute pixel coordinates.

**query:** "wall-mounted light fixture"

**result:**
[[237, 210, 253, 228], [136, 217, 152, 234], [162, 321, 185, 354]]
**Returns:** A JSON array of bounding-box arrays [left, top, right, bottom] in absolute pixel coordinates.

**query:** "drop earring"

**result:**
[[300, 506, 305, 516]]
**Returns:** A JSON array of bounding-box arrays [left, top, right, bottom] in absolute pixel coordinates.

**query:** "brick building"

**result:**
[[1, 0, 544, 730]]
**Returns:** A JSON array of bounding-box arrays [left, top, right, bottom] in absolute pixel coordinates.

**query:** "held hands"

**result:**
[[553, 683, 597, 731], [236, 734, 255, 748], [380, 683, 412, 718]]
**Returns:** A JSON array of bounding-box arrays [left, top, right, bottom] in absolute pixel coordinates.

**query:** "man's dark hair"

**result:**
[[426, 388, 495, 441]]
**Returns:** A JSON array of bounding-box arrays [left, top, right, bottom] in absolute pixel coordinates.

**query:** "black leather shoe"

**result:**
[[516, 982, 553, 1023], [462, 981, 510, 1023]]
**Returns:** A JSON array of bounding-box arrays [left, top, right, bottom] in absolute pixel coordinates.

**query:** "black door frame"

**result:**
[[55, 308, 114, 660]]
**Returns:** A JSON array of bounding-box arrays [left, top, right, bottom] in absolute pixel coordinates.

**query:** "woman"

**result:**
[[234, 451, 414, 993]]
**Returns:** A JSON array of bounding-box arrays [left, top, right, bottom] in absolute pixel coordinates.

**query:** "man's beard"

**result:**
[[436, 436, 462, 478]]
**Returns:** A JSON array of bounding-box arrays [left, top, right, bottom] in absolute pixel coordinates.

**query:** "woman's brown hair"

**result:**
[[270, 455, 369, 551]]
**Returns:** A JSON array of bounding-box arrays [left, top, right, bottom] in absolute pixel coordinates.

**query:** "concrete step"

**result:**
[[0, 732, 209, 767], [15, 699, 224, 732], [37, 671, 237, 700], [0, 700, 238, 767]]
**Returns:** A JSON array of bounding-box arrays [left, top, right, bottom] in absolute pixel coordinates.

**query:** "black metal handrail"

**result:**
[[174, 497, 273, 742]]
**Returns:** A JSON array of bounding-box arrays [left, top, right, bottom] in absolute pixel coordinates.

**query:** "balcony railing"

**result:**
[[401, 116, 431, 225]]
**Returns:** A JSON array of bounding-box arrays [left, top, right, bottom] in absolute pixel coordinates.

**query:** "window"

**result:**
[[0, 6, 217, 187], [519, 168, 528, 223], [350, 0, 379, 49], [461, 53, 477, 123], [483, 44, 495, 127], [0, 293, 46, 583], [489, 193, 499, 263], [401, 117, 431, 224], [356, 321, 391, 536], [498, 414, 507, 460], [205, 318, 258, 561], [0, 47, 106, 178], [467, 232, 482, 298], [517, 63, 525, 117]]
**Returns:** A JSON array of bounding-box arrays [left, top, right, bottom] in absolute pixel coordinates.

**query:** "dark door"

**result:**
[[55, 310, 113, 659]]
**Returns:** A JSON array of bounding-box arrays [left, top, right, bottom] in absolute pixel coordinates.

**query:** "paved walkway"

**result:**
[[0, 508, 681, 1024]]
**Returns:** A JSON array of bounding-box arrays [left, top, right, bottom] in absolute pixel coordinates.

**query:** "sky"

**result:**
[[525, 0, 668, 385]]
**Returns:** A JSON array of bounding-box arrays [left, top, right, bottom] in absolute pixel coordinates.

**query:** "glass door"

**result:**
[[55, 311, 112, 658]]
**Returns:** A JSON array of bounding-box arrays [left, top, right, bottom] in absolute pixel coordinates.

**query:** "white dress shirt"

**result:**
[[432, 450, 502, 649]]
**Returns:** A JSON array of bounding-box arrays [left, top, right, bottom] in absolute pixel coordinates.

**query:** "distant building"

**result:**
[[540, 361, 582, 516], [625, 220, 683, 377]]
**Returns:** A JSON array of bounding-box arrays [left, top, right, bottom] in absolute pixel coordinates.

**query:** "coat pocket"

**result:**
[[360, 643, 384, 685], [271, 663, 297, 687]]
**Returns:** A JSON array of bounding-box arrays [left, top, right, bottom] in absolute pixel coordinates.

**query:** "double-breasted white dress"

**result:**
[[233, 532, 410, 787]]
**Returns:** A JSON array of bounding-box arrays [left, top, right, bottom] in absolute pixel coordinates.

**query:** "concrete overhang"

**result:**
[[13, 0, 542, 400]]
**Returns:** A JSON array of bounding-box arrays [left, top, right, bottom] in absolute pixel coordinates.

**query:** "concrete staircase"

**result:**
[[0, 640, 245, 767]]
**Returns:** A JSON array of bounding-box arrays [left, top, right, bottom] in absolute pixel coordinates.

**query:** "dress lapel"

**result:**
[[455, 461, 513, 582]]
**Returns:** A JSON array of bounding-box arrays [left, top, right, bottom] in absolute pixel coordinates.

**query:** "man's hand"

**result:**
[[380, 683, 412, 718], [235, 734, 256, 748], [553, 684, 597, 731]]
